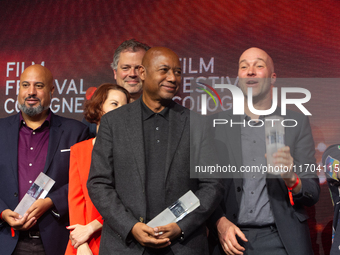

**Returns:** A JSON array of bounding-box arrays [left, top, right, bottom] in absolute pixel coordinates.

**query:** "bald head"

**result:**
[[239, 47, 274, 74], [237, 47, 277, 103], [142, 47, 180, 70], [20, 64, 54, 87], [139, 47, 181, 110]]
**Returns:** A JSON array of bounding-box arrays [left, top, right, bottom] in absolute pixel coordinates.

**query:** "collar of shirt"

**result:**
[[141, 99, 170, 121], [19, 110, 52, 131]]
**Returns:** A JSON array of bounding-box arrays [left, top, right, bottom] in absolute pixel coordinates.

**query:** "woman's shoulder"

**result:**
[[71, 138, 94, 152]]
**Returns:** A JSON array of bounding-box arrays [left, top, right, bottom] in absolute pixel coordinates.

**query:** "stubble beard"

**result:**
[[18, 96, 50, 117]]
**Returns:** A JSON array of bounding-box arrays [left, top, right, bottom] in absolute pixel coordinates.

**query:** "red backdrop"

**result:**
[[1, 1, 339, 253]]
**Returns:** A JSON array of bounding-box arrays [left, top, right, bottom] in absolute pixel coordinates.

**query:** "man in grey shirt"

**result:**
[[211, 47, 320, 255], [237, 117, 275, 227]]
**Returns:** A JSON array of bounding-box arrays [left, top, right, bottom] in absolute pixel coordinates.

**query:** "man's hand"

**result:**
[[216, 217, 247, 255], [26, 197, 54, 221], [67, 224, 95, 249], [1, 209, 36, 230], [76, 242, 93, 255], [153, 223, 181, 240], [274, 146, 302, 194], [273, 146, 294, 175], [131, 222, 170, 248]]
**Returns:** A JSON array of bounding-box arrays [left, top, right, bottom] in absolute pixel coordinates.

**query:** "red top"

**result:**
[[65, 138, 103, 255]]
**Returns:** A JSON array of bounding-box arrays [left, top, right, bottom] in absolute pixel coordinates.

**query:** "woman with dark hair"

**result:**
[[65, 83, 130, 255]]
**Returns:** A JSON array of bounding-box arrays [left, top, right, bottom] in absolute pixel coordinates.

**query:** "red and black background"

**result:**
[[1, 1, 339, 254]]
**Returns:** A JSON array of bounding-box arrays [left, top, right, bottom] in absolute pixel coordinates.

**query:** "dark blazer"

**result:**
[[87, 98, 224, 255], [210, 109, 320, 255], [0, 112, 89, 255], [322, 144, 340, 255]]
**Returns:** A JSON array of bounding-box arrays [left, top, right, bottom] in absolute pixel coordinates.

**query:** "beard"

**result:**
[[18, 96, 50, 117]]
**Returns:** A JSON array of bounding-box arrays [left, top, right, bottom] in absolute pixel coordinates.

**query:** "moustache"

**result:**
[[25, 96, 41, 102]]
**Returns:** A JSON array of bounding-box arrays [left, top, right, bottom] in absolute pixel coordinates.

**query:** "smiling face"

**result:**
[[238, 47, 276, 102], [18, 65, 54, 118], [139, 47, 181, 107], [101, 89, 128, 114], [113, 49, 146, 95]]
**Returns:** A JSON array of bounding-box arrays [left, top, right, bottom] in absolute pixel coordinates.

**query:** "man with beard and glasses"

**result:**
[[210, 48, 320, 255], [0, 64, 89, 255]]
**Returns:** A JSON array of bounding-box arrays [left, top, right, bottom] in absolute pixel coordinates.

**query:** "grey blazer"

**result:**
[[87, 98, 224, 255], [210, 108, 320, 255]]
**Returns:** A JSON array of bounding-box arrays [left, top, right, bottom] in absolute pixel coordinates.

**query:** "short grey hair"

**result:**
[[111, 39, 150, 70]]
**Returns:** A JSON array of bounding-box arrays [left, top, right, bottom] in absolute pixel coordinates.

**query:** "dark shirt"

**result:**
[[18, 111, 51, 201], [237, 115, 275, 226], [141, 100, 169, 222], [141, 100, 173, 255]]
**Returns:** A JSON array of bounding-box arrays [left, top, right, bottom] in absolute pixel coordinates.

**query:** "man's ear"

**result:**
[[271, 72, 277, 85], [50, 85, 55, 97], [113, 69, 117, 80], [139, 65, 146, 81]]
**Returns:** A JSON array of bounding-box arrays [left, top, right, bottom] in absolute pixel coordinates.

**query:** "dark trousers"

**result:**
[[143, 246, 174, 255], [12, 231, 46, 255], [239, 225, 288, 255]]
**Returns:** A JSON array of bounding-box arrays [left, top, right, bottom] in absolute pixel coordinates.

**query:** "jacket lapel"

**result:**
[[226, 113, 243, 179], [125, 99, 146, 187], [164, 102, 187, 180], [7, 114, 20, 184], [44, 113, 62, 173]]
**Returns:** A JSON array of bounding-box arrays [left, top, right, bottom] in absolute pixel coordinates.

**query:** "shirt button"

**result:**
[[33, 132, 36, 135], [29, 180, 32, 184], [252, 175, 256, 179], [30, 147, 33, 150], [156, 140, 160, 143], [250, 210, 253, 213], [156, 127, 159, 131], [253, 158, 256, 161], [29, 163, 32, 166], [251, 191, 254, 194]]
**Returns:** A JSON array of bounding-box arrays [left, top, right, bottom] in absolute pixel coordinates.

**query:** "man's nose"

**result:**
[[129, 68, 137, 77], [247, 66, 255, 76], [28, 85, 37, 95], [167, 70, 176, 82]]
